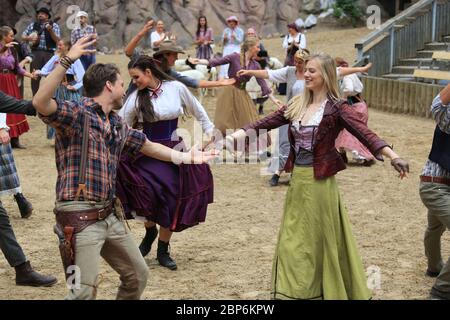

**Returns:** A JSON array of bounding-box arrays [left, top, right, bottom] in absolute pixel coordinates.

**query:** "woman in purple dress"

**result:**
[[195, 16, 213, 60], [117, 56, 215, 270]]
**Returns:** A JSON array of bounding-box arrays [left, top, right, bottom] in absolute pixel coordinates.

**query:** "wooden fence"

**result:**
[[361, 76, 444, 117]]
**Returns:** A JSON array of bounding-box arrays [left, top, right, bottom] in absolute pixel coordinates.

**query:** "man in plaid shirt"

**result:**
[[32, 35, 217, 300], [21, 7, 60, 95], [71, 11, 97, 71]]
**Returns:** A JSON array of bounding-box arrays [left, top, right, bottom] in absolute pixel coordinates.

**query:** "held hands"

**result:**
[[66, 85, 76, 91], [67, 35, 97, 61], [184, 144, 219, 164], [273, 99, 284, 109], [391, 158, 409, 179], [236, 69, 250, 77], [5, 41, 18, 48], [142, 20, 154, 34], [0, 129, 10, 145], [218, 78, 236, 86]]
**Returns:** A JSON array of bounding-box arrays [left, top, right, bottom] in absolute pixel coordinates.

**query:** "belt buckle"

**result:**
[[97, 208, 105, 220]]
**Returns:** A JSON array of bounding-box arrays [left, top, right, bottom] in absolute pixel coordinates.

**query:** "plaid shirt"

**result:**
[[71, 25, 96, 50], [23, 22, 61, 51], [40, 98, 146, 202]]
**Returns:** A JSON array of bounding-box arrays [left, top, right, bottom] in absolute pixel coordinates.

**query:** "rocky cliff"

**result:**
[[4, 0, 386, 51]]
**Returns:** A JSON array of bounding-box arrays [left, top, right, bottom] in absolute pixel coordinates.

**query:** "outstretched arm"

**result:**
[[338, 63, 373, 77], [198, 78, 235, 88], [140, 139, 218, 164], [33, 36, 96, 116], [236, 69, 269, 79], [125, 20, 154, 57]]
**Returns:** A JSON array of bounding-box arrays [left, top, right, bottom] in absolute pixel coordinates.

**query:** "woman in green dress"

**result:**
[[226, 52, 409, 299]]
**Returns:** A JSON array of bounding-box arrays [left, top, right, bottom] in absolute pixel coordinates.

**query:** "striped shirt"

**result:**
[[421, 94, 450, 178], [23, 22, 61, 51], [40, 98, 146, 202]]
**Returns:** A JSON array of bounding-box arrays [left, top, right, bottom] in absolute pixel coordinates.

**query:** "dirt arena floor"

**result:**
[[0, 26, 447, 300]]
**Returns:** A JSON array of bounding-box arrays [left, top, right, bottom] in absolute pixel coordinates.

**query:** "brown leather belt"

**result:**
[[54, 202, 114, 222], [1, 69, 14, 74], [420, 175, 450, 186]]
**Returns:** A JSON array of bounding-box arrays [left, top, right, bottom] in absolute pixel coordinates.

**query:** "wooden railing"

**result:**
[[361, 76, 444, 117], [354, 0, 450, 76]]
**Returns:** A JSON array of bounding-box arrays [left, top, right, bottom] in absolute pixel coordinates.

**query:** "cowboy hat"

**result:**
[[36, 7, 51, 19], [153, 40, 185, 56], [226, 16, 239, 23]]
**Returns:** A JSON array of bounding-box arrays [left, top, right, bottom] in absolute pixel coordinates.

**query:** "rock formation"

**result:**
[[2, 0, 388, 51]]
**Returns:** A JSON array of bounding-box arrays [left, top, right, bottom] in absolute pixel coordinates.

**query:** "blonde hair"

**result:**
[[240, 36, 259, 68], [284, 52, 341, 121]]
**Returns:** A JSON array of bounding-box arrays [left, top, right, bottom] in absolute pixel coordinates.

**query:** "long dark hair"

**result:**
[[196, 16, 208, 38], [129, 55, 174, 123]]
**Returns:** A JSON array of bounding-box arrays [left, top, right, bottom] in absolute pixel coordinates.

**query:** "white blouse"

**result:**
[[119, 81, 214, 135]]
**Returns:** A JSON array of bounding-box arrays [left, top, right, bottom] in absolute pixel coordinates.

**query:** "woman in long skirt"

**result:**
[[117, 56, 214, 270], [194, 36, 279, 135], [0, 26, 36, 149], [0, 26, 36, 218], [226, 53, 409, 299]]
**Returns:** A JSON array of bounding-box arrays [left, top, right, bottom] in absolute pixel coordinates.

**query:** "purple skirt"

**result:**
[[116, 120, 214, 232]]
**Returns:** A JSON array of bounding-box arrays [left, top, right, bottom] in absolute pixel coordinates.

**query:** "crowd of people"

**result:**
[[0, 6, 448, 302]]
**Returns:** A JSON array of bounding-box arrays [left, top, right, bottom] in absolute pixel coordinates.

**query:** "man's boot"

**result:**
[[139, 225, 158, 257], [157, 240, 177, 270], [10, 137, 26, 149], [15, 261, 57, 287], [14, 193, 33, 219]]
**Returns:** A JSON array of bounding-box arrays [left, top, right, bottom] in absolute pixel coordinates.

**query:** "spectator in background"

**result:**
[[219, 16, 244, 79], [150, 20, 176, 52], [21, 7, 60, 96], [71, 11, 97, 71], [282, 23, 306, 67], [195, 16, 214, 60]]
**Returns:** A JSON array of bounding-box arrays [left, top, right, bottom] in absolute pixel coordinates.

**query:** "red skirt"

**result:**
[[0, 73, 30, 138]]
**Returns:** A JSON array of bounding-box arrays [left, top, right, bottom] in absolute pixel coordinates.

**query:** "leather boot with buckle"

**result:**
[[15, 261, 57, 287], [139, 225, 158, 257], [157, 240, 177, 270], [14, 193, 33, 219]]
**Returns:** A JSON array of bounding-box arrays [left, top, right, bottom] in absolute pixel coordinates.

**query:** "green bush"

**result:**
[[333, 0, 363, 27]]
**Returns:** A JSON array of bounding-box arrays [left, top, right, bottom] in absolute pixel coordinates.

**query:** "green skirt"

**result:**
[[271, 167, 371, 300]]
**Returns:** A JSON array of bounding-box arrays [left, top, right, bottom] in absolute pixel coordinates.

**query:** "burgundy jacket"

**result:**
[[243, 99, 389, 179]]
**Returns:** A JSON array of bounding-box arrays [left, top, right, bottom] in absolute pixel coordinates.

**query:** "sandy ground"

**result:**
[[0, 26, 447, 300]]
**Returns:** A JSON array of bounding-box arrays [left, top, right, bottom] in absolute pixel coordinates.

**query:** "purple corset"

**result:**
[[291, 124, 318, 166], [143, 119, 179, 142]]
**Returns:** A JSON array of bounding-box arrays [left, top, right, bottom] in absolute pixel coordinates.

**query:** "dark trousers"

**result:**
[[79, 54, 96, 72], [30, 50, 54, 96], [0, 201, 27, 267]]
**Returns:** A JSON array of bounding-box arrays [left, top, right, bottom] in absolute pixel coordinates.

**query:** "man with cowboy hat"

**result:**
[[22, 7, 61, 96], [219, 15, 244, 79], [71, 11, 97, 71]]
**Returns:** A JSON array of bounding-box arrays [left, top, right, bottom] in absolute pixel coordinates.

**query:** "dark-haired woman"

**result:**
[[0, 26, 36, 149], [117, 56, 214, 271], [195, 16, 213, 60]]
